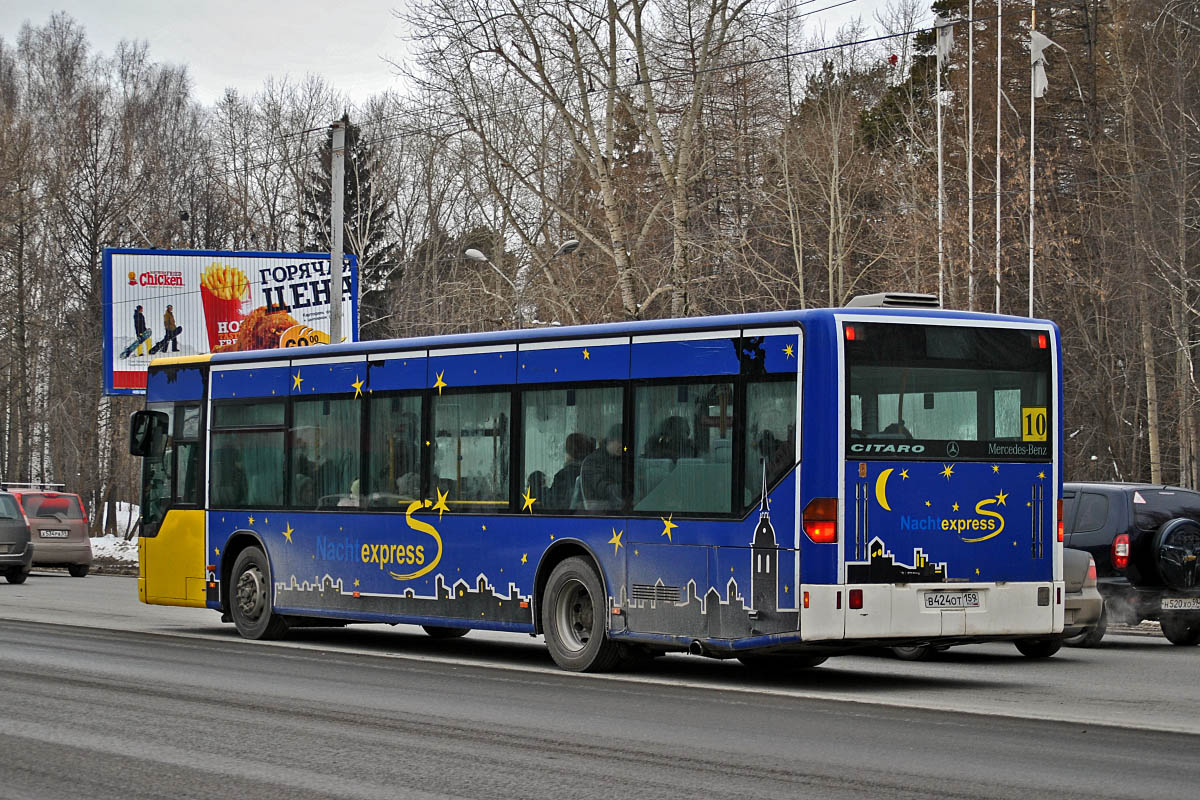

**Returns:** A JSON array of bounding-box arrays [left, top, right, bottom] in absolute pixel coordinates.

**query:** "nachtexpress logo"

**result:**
[[897, 493, 1008, 542]]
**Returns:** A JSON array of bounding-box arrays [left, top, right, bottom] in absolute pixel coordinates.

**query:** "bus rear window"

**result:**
[[845, 323, 1052, 461]]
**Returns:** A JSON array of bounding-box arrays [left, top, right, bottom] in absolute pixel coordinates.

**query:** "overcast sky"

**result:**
[[2, 1, 901, 108]]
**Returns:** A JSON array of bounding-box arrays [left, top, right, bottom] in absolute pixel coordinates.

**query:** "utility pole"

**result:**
[[329, 118, 346, 343]]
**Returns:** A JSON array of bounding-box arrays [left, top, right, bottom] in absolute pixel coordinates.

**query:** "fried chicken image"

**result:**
[[213, 306, 299, 352]]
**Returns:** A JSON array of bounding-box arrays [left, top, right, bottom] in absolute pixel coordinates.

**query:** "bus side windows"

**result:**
[[744, 379, 798, 509], [521, 387, 622, 515]]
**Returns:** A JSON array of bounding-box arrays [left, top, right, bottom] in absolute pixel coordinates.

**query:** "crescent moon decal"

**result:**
[[875, 468, 894, 512]]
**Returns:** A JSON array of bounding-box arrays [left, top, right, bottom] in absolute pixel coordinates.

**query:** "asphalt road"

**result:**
[[1, 573, 1198, 799]]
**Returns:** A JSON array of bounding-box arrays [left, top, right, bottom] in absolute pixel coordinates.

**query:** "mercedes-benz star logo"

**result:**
[[946, 441, 960, 458]]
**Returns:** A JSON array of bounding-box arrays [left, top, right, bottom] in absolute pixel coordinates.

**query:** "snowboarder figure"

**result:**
[[120, 304, 153, 359]]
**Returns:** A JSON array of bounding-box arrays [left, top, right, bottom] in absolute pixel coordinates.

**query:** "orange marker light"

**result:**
[[803, 591, 810, 609], [1057, 499, 1064, 542], [845, 325, 857, 341]]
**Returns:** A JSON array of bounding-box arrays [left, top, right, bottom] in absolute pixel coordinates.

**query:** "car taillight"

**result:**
[[803, 497, 838, 543], [1113, 533, 1130, 571], [1086, 557, 1097, 586], [1057, 499, 1064, 542]]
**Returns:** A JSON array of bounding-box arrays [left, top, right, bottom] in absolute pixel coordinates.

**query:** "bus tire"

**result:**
[[422, 625, 470, 639], [230, 546, 289, 640], [738, 653, 828, 673], [1014, 637, 1061, 658], [541, 556, 622, 672]]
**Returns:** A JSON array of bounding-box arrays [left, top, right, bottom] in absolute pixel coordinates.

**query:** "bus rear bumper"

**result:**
[[811, 581, 1065, 642]]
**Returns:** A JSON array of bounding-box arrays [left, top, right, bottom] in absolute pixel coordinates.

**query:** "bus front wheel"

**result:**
[[230, 546, 289, 640], [541, 556, 622, 672]]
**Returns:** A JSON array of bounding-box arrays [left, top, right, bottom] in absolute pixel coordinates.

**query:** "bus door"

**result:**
[[133, 401, 207, 606]]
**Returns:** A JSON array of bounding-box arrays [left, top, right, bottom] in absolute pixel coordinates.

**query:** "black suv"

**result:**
[[1062, 482, 1200, 646]]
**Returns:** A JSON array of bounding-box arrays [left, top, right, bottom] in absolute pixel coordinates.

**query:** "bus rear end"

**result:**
[[807, 315, 1062, 647]]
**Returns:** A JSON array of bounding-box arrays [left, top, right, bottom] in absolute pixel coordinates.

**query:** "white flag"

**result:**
[[936, 16, 956, 61], [1029, 31, 1062, 99]]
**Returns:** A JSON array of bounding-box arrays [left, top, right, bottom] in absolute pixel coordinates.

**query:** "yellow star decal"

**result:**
[[1038, 471, 1046, 480], [925, 500, 931, 507], [214, 547, 220, 555], [521, 486, 536, 513], [248, 515, 256, 526], [661, 514, 677, 542], [783, 343, 795, 358], [952, 502, 960, 512], [900, 469, 909, 480], [351, 375, 364, 398], [353, 578, 360, 587], [992, 464, 1000, 474], [281, 523, 294, 543], [608, 528, 624, 554], [995, 490, 1008, 506], [582, 348, 590, 359], [292, 371, 303, 391], [431, 487, 450, 519], [433, 370, 447, 395], [520, 553, 528, 564], [940, 463, 955, 480]]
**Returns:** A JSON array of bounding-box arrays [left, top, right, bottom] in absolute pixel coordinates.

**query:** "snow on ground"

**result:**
[[90, 534, 139, 563], [93, 501, 140, 563]]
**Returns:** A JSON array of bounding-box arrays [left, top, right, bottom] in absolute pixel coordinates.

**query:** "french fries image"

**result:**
[[200, 262, 249, 301]]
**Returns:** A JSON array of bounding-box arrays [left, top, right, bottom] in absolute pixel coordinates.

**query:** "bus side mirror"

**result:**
[[130, 410, 169, 457]]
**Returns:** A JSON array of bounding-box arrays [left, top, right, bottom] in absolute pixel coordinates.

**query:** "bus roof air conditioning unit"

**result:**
[[844, 293, 941, 309]]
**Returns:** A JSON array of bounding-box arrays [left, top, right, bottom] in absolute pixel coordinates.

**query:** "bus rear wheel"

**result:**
[[230, 546, 289, 640], [422, 625, 470, 639], [541, 556, 622, 672]]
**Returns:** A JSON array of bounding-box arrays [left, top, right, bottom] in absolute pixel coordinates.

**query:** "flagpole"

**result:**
[[1028, 4, 1036, 318], [967, 0, 975, 311], [995, 0, 1003, 314], [937, 21, 945, 308]]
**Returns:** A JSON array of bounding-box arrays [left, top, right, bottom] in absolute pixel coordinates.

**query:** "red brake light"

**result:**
[[803, 497, 838, 543], [1113, 533, 1130, 571], [1057, 499, 1064, 542], [849, 589, 864, 609], [845, 325, 857, 341], [1086, 559, 1097, 582]]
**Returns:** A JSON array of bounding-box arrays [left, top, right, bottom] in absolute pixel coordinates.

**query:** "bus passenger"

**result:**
[[581, 424, 625, 510], [546, 432, 594, 509], [644, 416, 695, 462]]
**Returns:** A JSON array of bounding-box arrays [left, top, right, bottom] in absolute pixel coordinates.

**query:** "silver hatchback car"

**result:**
[[0, 492, 33, 583]]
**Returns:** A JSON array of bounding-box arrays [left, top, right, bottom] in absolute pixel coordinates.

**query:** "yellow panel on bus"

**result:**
[[139, 509, 206, 607]]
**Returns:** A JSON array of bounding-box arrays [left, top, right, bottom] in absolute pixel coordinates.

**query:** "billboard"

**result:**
[[103, 248, 358, 395]]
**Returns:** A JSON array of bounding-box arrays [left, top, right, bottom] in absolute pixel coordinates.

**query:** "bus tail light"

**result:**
[[803, 498, 838, 543], [1057, 499, 1064, 542], [849, 589, 864, 609], [1113, 533, 1129, 571]]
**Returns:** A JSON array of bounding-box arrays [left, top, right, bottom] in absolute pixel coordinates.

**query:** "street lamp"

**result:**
[[465, 239, 581, 329]]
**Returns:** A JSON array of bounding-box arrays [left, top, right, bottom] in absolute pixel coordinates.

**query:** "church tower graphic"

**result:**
[[750, 504, 778, 613]]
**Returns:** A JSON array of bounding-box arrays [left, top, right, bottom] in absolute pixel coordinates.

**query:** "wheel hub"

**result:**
[[236, 566, 266, 622], [554, 578, 593, 652]]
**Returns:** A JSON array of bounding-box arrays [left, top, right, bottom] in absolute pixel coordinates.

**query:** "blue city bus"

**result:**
[[130, 294, 1064, 671]]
